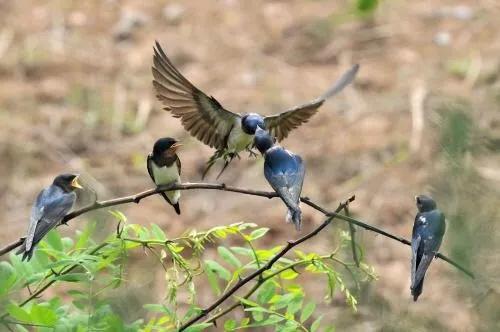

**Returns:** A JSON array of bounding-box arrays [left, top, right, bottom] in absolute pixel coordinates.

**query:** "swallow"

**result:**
[[147, 137, 182, 215], [411, 195, 446, 301], [151, 41, 358, 178], [254, 127, 305, 231], [16, 173, 83, 261]]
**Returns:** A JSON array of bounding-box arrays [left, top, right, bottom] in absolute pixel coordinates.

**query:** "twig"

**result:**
[[0, 182, 474, 279], [179, 197, 355, 330]]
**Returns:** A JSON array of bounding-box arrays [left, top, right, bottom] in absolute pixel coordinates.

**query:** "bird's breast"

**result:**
[[227, 124, 253, 152], [152, 163, 180, 185]]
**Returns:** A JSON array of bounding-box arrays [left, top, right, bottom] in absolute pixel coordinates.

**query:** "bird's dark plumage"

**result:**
[[410, 195, 446, 301], [255, 128, 305, 231], [152, 41, 358, 177], [16, 173, 81, 261], [147, 137, 182, 215]]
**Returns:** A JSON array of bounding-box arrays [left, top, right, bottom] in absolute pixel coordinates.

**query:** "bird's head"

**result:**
[[53, 173, 83, 192], [241, 113, 265, 135], [415, 195, 437, 212], [254, 127, 275, 154], [153, 137, 182, 159]]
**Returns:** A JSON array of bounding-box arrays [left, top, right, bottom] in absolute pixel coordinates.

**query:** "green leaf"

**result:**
[[54, 273, 89, 282], [205, 263, 221, 295], [300, 302, 316, 322], [109, 210, 127, 223], [230, 246, 253, 257], [75, 222, 95, 250], [0, 261, 17, 296], [311, 315, 323, 332], [30, 304, 57, 326], [280, 269, 299, 280], [6, 304, 31, 323], [255, 314, 284, 326], [204, 260, 231, 281], [257, 280, 276, 303], [249, 228, 269, 240], [286, 296, 303, 315], [184, 323, 212, 332], [224, 319, 236, 331], [218, 246, 242, 268], [151, 223, 167, 241], [45, 229, 63, 252], [143, 304, 171, 314]]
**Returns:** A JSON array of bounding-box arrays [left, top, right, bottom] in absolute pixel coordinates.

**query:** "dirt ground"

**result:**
[[1, 0, 499, 331]]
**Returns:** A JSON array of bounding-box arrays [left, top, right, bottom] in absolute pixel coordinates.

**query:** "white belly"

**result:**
[[152, 163, 181, 203], [227, 123, 253, 153]]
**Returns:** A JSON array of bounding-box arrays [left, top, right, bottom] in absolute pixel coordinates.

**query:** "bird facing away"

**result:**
[[16, 173, 83, 261], [411, 195, 446, 301], [151, 41, 359, 178], [254, 127, 305, 231], [147, 137, 182, 215]]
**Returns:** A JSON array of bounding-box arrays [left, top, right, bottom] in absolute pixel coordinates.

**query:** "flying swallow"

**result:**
[[151, 41, 358, 178], [16, 173, 82, 261], [411, 195, 446, 301], [147, 137, 182, 215], [254, 127, 305, 231]]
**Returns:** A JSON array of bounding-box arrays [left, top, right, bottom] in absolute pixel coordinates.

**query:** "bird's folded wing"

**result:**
[[264, 64, 359, 141], [29, 192, 75, 249], [25, 191, 46, 251], [412, 251, 434, 290], [264, 159, 304, 209], [146, 154, 156, 183], [410, 234, 421, 288], [152, 42, 239, 149]]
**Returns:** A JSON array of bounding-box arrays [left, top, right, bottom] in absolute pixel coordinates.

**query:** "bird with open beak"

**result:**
[[411, 195, 446, 301], [17, 173, 83, 261], [147, 137, 183, 215]]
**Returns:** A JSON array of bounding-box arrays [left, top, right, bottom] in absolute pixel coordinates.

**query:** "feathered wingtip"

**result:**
[[286, 208, 302, 231]]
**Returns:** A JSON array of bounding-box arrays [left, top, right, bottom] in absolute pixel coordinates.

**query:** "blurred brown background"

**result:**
[[1, 0, 499, 331]]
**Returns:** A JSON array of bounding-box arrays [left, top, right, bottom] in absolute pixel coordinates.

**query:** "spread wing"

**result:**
[[264, 64, 359, 141], [27, 188, 75, 251], [152, 41, 240, 149]]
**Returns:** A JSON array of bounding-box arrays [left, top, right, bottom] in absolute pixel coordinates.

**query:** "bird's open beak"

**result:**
[[71, 176, 83, 189], [168, 142, 183, 153]]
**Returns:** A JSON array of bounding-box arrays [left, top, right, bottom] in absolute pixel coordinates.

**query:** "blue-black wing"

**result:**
[[264, 147, 305, 210], [19, 185, 76, 261]]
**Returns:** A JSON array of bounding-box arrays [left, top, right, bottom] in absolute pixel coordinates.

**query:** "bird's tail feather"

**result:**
[[16, 242, 35, 262], [286, 207, 302, 231], [411, 276, 425, 301], [159, 192, 181, 215]]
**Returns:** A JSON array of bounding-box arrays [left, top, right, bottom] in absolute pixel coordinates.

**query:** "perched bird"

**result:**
[[410, 195, 446, 301], [254, 127, 305, 231], [16, 174, 83, 261], [151, 41, 359, 178], [147, 137, 182, 215]]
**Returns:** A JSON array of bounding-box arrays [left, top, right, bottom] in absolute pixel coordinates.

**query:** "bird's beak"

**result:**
[[71, 176, 83, 189], [168, 142, 183, 153]]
